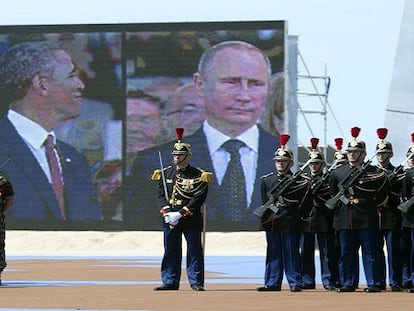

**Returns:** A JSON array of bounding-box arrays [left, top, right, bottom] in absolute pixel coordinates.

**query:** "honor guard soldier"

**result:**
[[152, 128, 212, 291], [328, 127, 389, 293], [399, 133, 414, 292], [375, 128, 404, 291], [256, 134, 312, 292], [0, 172, 14, 285], [300, 138, 339, 291]]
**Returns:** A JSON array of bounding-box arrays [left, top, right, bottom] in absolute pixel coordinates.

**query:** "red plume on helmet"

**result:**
[[279, 134, 290, 148], [411, 132, 414, 143], [351, 126, 361, 139], [310, 137, 319, 150], [175, 128, 184, 142], [334, 138, 343, 151], [376, 128, 388, 141]]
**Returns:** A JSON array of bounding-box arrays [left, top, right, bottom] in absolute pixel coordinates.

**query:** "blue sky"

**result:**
[[1, 0, 406, 154]]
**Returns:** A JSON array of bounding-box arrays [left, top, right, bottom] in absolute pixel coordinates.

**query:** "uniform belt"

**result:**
[[349, 198, 371, 204], [169, 199, 188, 205]]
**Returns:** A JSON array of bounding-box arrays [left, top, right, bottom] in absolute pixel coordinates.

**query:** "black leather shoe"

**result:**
[[290, 285, 302, 292], [402, 282, 412, 289], [391, 285, 402, 292], [337, 286, 355, 292], [256, 285, 281, 291], [324, 284, 337, 291], [301, 284, 315, 290], [379, 284, 386, 290], [154, 284, 179, 291], [364, 286, 381, 293], [191, 284, 205, 291]]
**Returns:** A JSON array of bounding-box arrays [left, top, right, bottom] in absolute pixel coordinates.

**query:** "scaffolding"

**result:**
[[295, 50, 345, 165]]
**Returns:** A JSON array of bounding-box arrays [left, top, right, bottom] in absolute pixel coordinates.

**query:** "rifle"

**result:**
[[387, 165, 404, 184], [386, 152, 412, 184], [311, 158, 341, 195], [398, 195, 414, 213], [325, 158, 373, 210], [254, 159, 312, 218]]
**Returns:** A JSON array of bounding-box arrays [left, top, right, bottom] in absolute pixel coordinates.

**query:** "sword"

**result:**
[[0, 158, 11, 172], [158, 151, 169, 202], [158, 151, 173, 228]]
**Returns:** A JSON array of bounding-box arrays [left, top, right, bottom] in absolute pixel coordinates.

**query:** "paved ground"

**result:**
[[0, 256, 413, 311]]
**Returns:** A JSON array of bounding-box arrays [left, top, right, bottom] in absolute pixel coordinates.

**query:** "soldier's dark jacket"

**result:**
[[152, 165, 210, 228], [378, 163, 404, 229], [329, 163, 390, 230], [302, 171, 333, 232], [0, 175, 14, 271], [401, 167, 414, 228], [0, 175, 14, 213], [260, 171, 312, 232]]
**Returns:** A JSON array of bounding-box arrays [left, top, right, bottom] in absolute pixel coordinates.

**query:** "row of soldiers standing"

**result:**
[[256, 126, 414, 293]]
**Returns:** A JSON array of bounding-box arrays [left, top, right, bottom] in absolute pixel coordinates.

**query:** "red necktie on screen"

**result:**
[[44, 135, 66, 219], [220, 139, 248, 221]]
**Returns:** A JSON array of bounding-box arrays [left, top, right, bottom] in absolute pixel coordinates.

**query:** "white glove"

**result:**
[[169, 220, 179, 226], [164, 212, 182, 225]]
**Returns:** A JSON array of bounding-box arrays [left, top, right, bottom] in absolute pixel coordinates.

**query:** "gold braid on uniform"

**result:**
[[355, 170, 388, 206], [284, 174, 311, 194], [174, 175, 209, 218], [282, 176, 312, 205], [175, 176, 208, 199], [355, 170, 387, 192]]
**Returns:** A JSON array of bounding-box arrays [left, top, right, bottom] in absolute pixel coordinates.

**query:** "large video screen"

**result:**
[[0, 21, 286, 230]]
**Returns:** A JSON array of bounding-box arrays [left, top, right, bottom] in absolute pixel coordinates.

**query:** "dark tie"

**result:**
[[44, 135, 66, 219], [220, 139, 248, 221]]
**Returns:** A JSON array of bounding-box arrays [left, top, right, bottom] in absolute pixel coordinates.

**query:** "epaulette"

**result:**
[[150, 165, 173, 180], [260, 172, 274, 179], [197, 168, 214, 183]]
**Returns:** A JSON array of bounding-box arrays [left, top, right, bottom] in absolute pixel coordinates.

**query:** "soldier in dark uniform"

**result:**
[[0, 172, 14, 285], [400, 133, 414, 292], [256, 134, 312, 292], [329, 127, 389, 293], [153, 128, 212, 291], [300, 138, 340, 291], [375, 128, 404, 291]]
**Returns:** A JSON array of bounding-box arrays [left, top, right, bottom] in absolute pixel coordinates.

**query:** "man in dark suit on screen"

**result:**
[[0, 41, 102, 229], [126, 40, 279, 231]]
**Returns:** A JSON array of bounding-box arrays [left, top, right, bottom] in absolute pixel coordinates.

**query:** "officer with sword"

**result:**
[[151, 128, 212, 291]]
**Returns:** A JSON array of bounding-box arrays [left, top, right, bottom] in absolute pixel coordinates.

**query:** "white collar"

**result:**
[[203, 120, 259, 154], [8, 109, 55, 149]]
